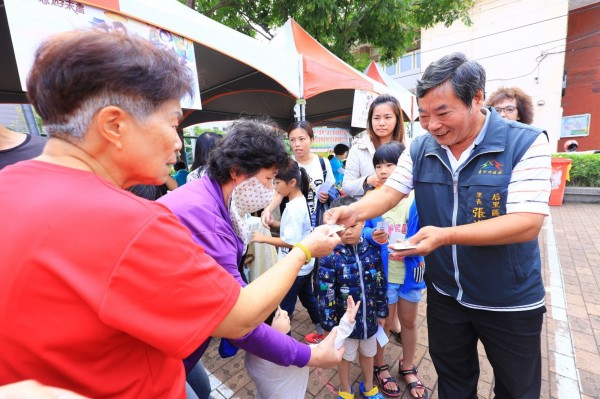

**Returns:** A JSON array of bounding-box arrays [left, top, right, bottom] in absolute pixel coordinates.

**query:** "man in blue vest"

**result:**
[[325, 52, 551, 399]]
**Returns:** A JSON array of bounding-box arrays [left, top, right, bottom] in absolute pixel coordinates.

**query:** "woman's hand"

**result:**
[[260, 208, 272, 228], [306, 328, 344, 368], [300, 224, 341, 258]]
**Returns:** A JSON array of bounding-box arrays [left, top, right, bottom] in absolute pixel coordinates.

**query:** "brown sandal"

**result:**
[[399, 361, 429, 399], [373, 364, 401, 397]]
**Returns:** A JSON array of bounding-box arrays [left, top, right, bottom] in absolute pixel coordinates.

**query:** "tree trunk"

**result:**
[[185, 0, 194, 10]]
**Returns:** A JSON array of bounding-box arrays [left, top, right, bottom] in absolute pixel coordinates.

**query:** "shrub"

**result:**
[[553, 153, 600, 187]]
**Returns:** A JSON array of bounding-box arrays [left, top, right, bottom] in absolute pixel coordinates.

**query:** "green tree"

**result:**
[[179, 0, 474, 66]]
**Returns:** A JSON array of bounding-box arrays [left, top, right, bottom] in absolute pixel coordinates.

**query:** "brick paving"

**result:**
[[205, 203, 600, 399]]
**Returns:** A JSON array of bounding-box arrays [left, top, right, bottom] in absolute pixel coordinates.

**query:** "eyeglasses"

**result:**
[[494, 106, 517, 114]]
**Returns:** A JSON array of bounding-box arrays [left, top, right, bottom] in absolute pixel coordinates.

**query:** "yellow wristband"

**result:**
[[293, 243, 312, 265]]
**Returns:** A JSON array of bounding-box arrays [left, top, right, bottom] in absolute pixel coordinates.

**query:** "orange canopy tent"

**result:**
[[365, 61, 416, 121], [271, 19, 416, 129]]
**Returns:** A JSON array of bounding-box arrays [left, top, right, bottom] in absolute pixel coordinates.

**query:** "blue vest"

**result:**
[[410, 109, 546, 310]]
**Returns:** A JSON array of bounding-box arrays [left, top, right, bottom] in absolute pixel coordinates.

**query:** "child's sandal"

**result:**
[[399, 361, 429, 399], [358, 381, 385, 399], [373, 364, 401, 397]]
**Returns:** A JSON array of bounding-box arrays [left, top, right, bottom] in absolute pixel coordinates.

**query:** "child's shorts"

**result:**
[[386, 282, 423, 304], [342, 334, 377, 362]]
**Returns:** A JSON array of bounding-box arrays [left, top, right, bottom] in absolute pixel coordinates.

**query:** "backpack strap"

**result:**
[[318, 156, 327, 181]]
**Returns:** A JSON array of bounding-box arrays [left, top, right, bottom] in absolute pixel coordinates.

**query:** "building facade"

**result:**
[[383, 0, 600, 152]]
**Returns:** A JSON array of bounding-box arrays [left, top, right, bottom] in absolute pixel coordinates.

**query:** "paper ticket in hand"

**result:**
[[376, 325, 389, 347], [391, 242, 418, 251], [317, 180, 334, 194], [376, 221, 388, 231], [327, 224, 346, 236]]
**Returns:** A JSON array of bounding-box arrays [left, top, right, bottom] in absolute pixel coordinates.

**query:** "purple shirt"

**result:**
[[158, 175, 311, 367]]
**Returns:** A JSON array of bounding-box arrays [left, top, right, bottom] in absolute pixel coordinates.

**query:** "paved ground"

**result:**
[[205, 203, 600, 399]]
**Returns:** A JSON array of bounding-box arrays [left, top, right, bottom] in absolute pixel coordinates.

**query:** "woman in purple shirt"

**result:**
[[159, 119, 329, 397]]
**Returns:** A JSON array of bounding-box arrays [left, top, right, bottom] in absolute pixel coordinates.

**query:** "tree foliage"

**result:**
[[178, 0, 474, 67]]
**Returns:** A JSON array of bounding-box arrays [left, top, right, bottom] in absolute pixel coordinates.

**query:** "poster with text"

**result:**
[[351, 89, 377, 128], [4, 0, 201, 109], [561, 114, 591, 138], [311, 127, 350, 156]]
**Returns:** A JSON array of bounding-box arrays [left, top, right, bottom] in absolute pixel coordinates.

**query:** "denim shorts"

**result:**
[[387, 282, 423, 304]]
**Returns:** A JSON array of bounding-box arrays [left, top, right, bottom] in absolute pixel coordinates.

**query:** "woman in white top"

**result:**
[[342, 94, 405, 196], [262, 121, 335, 228]]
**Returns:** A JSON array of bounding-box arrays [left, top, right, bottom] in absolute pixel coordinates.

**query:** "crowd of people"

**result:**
[[0, 28, 552, 399]]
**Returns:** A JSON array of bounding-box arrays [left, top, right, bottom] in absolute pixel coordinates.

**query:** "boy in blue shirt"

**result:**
[[316, 196, 388, 399]]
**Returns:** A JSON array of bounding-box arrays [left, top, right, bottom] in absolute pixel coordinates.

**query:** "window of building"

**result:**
[[385, 63, 397, 75], [400, 50, 421, 73], [382, 50, 421, 77]]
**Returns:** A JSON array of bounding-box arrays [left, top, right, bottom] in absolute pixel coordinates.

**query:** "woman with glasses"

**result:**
[[486, 86, 534, 125]]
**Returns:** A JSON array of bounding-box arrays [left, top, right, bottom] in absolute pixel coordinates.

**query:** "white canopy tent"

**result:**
[[0, 0, 302, 128]]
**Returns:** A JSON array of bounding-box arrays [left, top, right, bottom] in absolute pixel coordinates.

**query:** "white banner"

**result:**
[[4, 0, 201, 109], [351, 89, 378, 128]]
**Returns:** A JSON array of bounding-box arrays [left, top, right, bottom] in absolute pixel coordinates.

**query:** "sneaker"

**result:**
[[304, 332, 326, 344], [359, 381, 385, 399], [338, 388, 354, 399]]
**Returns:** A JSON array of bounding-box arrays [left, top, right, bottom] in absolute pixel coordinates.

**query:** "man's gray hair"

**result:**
[[416, 52, 486, 108]]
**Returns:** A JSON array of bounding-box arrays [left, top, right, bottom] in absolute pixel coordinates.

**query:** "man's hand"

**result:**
[[306, 327, 344, 368], [323, 205, 357, 228], [389, 225, 450, 257]]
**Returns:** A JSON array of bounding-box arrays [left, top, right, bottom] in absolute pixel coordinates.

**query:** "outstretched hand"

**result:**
[[306, 327, 345, 368], [344, 296, 361, 324], [389, 225, 450, 257], [322, 205, 357, 228], [302, 224, 342, 258]]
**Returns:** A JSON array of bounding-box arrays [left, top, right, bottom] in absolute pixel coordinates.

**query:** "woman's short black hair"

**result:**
[[372, 141, 406, 167], [207, 119, 290, 184]]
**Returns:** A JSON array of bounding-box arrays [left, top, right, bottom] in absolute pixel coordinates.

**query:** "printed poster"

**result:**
[[351, 89, 378, 128], [311, 127, 350, 156], [4, 0, 201, 109]]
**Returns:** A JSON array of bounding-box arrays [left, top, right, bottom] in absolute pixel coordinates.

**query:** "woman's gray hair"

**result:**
[[416, 52, 486, 108], [43, 93, 155, 139], [27, 29, 194, 140]]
